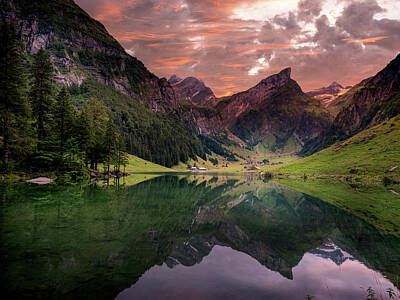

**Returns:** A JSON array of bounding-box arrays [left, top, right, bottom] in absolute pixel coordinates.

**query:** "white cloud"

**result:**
[[375, 0, 400, 20], [291, 40, 319, 49], [320, 0, 345, 25], [249, 56, 270, 76], [248, 65, 263, 76], [232, 0, 300, 21]]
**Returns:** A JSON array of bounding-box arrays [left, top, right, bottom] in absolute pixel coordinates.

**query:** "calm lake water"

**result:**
[[1, 175, 399, 300]]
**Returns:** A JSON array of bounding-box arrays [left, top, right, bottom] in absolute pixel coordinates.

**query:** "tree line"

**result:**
[[0, 22, 127, 179]]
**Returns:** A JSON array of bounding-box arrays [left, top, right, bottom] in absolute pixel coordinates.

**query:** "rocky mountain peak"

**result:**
[[307, 81, 346, 97], [374, 52, 400, 81], [182, 77, 206, 87], [328, 81, 344, 89], [169, 75, 216, 105], [306, 80, 351, 108], [169, 74, 182, 85], [257, 67, 292, 89]]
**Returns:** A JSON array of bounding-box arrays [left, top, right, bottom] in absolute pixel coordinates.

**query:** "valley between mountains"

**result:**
[[1, 0, 400, 185]]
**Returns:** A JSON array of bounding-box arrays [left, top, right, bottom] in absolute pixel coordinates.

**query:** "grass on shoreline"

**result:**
[[277, 178, 400, 237], [1, 154, 176, 184], [123, 154, 176, 173]]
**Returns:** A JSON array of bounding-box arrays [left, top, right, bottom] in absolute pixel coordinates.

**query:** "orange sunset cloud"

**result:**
[[76, 0, 400, 95], [342, 36, 390, 43]]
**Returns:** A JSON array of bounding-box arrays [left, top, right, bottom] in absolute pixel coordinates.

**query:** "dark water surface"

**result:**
[[1, 175, 399, 299]]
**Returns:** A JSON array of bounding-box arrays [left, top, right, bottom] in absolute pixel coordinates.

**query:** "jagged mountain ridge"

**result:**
[[333, 53, 400, 134], [230, 77, 333, 150], [307, 81, 345, 97], [186, 68, 333, 153], [169, 68, 333, 155], [216, 68, 294, 129]]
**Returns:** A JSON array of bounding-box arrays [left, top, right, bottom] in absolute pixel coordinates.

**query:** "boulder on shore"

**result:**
[[25, 177, 54, 185], [388, 166, 399, 172]]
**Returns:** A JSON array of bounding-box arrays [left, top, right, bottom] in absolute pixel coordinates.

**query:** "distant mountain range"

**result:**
[[306, 82, 352, 108], [4, 0, 400, 164]]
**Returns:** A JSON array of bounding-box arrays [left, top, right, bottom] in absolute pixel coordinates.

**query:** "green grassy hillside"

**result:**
[[100, 154, 177, 185], [276, 115, 400, 176], [120, 154, 177, 185], [123, 154, 175, 173]]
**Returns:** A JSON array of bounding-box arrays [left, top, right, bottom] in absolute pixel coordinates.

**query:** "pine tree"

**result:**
[[81, 98, 108, 169], [113, 135, 128, 173], [30, 48, 53, 142], [54, 87, 75, 159], [0, 21, 29, 171], [75, 110, 91, 168], [104, 118, 117, 177]]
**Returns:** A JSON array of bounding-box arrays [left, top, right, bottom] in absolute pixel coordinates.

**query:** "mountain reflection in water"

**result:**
[[0, 175, 399, 300], [118, 243, 390, 300]]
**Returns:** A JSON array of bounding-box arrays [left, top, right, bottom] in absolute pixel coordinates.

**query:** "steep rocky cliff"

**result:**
[[2, 0, 178, 112], [216, 68, 294, 129], [302, 53, 400, 155], [173, 68, 332, 153], [333, 53, 400, 135], [230, 79, 332, 152]]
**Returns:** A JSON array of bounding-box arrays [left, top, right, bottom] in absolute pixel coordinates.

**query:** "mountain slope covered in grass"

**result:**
[[277, 115, 400, 176]]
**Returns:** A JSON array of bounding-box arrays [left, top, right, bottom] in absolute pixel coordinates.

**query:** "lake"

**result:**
[[1, 175, 399, 299]]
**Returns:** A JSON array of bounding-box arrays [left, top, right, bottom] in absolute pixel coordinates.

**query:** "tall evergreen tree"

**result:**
[[75, 110, 91, 168], [0, 21, 29, 171], [81, 98, 108, 169], [104, 118, 117, 176], [30, 48, 53, 142], [54, 87, 75, 158], [113, 135, 128, 173]]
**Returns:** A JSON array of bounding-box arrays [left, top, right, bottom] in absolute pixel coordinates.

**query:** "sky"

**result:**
[[75, 0, 400, 97]]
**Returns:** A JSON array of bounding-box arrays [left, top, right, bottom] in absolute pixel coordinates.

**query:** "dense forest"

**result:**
[[0, 22, 130, 180], [0, 21, 205, 179]]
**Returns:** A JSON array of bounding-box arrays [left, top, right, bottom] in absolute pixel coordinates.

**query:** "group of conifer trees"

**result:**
[[0, 22, 127, 177]]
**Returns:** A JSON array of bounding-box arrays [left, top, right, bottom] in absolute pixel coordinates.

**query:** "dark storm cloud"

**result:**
[[336, 0, 384, 38]]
